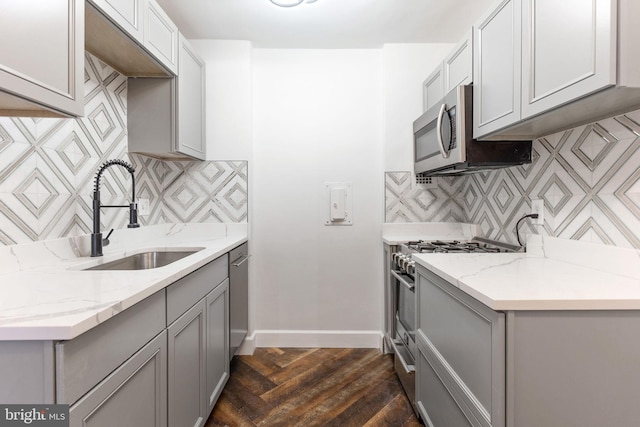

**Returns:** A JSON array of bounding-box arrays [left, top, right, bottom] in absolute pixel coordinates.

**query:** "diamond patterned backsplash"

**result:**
[[386, 111, 640, 249], [0, 53, 247, 246]]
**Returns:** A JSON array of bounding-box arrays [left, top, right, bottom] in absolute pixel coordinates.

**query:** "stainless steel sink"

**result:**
[[84, 250, 201, 271]]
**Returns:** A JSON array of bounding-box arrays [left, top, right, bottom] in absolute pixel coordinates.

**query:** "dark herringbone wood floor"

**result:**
[[205, 348, 423, 427]]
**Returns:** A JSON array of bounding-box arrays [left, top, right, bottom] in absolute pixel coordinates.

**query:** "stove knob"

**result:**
[[407, 261, 416, 275]]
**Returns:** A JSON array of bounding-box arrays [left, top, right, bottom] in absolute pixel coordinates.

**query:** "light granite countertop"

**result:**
[[0, 223, 247, 341], [413, 234, 640, 310]]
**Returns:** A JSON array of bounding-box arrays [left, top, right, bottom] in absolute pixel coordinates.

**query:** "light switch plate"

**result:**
[[324, 182, 352, 226]]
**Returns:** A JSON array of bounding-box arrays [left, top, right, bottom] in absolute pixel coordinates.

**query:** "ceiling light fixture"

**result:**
[[269, 0, 317, 7]]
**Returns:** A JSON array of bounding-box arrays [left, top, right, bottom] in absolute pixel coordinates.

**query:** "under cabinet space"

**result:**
[[85, 1, 171, 78]]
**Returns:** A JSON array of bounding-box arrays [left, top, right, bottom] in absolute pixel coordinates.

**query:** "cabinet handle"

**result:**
[[391, 270, 415, 291], [232, 255, 251, 267]]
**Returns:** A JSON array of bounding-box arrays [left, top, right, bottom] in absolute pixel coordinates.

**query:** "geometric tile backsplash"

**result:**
[[386, 111, 640, 249], [0, 53, 247, 246]]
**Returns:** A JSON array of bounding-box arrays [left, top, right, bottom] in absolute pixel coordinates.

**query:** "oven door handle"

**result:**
[[391, 270, 415, 291]]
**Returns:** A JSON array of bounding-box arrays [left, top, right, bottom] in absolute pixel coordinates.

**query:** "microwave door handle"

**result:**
[[436, 103, 450, 158]]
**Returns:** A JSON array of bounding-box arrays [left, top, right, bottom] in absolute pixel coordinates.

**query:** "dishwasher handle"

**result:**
[[231, 254, 251, 267]]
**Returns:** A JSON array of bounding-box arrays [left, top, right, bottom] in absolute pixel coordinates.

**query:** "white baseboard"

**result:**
[[239, 330, 384, 352]]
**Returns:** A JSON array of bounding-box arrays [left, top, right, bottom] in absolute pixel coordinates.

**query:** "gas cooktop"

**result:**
[[402, 237, 521, 254]]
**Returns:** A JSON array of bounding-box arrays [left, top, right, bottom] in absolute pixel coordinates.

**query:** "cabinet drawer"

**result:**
[[166, 254, 228, 325], [417, 345, 478, 427], [417, 266, 505, 427], [56, 290, 166, 404]]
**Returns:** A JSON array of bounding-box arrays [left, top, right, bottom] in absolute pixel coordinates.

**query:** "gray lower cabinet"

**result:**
[[416, 344, 476, 427], [206, 279, 230, 414], [168, 299, 207, 427], [166, 255, 230, 426], [0, 252, 236, 427], [69, 330, 167, 427], [416, 265, 640, 427], [416, 266, 505, 427]]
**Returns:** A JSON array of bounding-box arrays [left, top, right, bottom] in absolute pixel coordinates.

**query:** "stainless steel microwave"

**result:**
[[413, 85, 532, 176]]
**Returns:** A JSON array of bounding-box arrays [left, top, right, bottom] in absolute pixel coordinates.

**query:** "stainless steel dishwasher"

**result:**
[[229, 242, 249, 359]]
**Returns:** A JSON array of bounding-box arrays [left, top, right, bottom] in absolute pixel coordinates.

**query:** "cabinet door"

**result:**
[[423, 64, 445, 112], [416, 346, 478, 427], [176, 34, 207, 160], [0, 0, 83, 117], [417, 266, 505, 427], [168, 300, 207, 427], [69, 331, 167, 427], [473, 0, 522, 138], [205, 279, 229, 416], [88, 0, 144, 42], [144, 0, 178, 75], [521, 0, 616, 119], [444, 29, 473, 92]]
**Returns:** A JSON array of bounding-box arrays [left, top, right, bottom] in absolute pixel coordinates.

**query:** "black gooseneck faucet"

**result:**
[[91, 159, 140, 257]]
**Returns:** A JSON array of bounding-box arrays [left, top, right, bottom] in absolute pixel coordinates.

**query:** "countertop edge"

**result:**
[[0, 235, 247, 341]]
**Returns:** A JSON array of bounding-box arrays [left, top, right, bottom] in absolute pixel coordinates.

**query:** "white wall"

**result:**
[[251, 49, 384, 347], [383, 43, 454, 171], [190, 40, 252, 161]]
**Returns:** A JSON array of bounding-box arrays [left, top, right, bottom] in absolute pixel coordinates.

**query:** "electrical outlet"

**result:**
[[138, 198, 150, 216], [531, 199, 544, 225]]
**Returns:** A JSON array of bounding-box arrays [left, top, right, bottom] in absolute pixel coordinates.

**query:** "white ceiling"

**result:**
[[156, 0, 496, 49]]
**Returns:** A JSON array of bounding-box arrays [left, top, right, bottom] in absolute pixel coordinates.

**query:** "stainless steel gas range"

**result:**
[[385, 237, 520, 416]]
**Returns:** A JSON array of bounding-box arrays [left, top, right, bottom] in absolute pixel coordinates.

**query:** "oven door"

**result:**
[[392, 270, 417, 362], [391, 269, 417, 413]]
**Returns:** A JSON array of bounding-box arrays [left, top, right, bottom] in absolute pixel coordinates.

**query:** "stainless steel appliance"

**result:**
[[414, 85, 532, 176], [387, 237, 520, 416], [229, 243, 249, 359]]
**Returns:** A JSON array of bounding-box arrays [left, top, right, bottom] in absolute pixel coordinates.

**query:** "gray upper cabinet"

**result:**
[[423, 64, 445, 113], [473, 0, 522, 139], [128, 34, 206, 160], [474, 0, 640, 140], [85, 0, 174, 77], [144, 0, 179, 75], [88, 0, 144, 42], [444, 29, 473, 93], [0, 0, 84, 117], [521, 0, 616, 119], [177, 33, 207, 159]]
